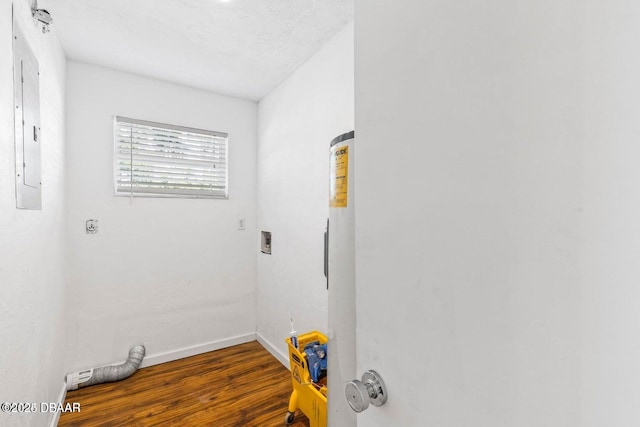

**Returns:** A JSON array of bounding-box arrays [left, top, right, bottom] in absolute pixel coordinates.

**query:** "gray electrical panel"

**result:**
[[13, 22, 41, 210]]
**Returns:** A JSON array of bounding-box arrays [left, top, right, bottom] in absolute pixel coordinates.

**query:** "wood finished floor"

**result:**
[[59, 341, 310, 427]]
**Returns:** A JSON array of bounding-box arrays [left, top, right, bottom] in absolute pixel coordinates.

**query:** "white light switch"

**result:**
[[238, 219, 246, 230]]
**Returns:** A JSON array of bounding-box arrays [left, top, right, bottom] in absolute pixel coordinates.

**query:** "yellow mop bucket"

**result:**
[[285, 331, 328, 427]]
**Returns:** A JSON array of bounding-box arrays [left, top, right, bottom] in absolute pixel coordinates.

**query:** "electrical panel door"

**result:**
[[13, 23, 42, 210]]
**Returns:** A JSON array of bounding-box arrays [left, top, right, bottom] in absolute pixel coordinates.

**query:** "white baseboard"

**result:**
[[48, 380, 67, 427], [139, 333, 256, 369], [256, 332, 289, 369]]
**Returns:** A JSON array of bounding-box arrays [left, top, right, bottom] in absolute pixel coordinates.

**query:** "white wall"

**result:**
[[0, 1, 67, 426], [256, 22, 354, 362], [65, 62, 258, 373], [581, 3, 640, 424], [354, 1, 593, 426]]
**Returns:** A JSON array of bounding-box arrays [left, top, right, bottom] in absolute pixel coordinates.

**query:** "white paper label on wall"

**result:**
[[330, 145, 348, 208]]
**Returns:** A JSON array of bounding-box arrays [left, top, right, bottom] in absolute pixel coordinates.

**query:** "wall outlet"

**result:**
[[86, 219, 98, 234], [238, 219, 246, 230]]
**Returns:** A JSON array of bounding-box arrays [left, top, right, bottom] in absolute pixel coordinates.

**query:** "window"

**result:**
[[114, 116, 228, 199]]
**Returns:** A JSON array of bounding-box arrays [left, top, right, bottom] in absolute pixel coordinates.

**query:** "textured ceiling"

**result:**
[[46, 0, 353, 101]]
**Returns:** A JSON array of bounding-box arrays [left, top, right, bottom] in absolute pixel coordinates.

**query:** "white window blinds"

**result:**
[[114, 116, 228, 199]]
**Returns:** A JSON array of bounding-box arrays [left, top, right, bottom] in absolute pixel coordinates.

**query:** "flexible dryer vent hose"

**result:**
[[71, 345, 145, 390]]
